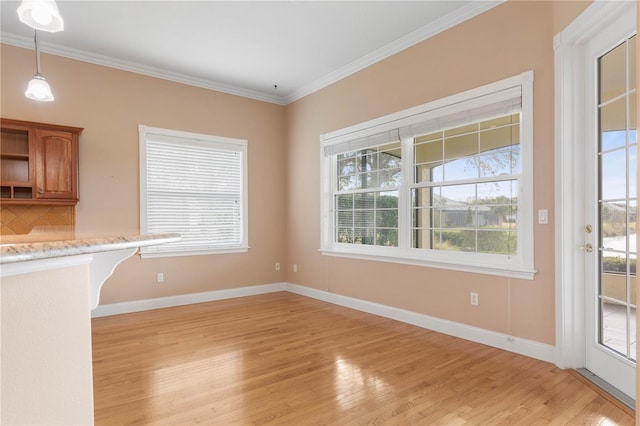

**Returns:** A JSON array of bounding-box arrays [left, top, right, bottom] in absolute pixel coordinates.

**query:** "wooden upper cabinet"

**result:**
[[1, 119, 83, 205], [35, 129, 79, 200]]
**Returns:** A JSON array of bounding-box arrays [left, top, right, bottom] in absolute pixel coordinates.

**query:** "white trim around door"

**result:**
[[554, 0, 636, 397]]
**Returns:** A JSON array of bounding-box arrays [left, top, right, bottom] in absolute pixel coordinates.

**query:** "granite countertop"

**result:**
[[0, 232, 181, 264]]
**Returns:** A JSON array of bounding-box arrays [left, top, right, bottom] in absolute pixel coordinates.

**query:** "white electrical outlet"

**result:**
[[275, 263, 281, 271], [157, 272, 164, 283], [293, 264, 298, 273], [470, 292, 479, 306]]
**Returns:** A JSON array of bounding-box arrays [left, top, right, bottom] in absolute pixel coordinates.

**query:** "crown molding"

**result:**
[[1, 1, 504, 106], [283, 0, 506, 104], [0, 32, 288, 105]]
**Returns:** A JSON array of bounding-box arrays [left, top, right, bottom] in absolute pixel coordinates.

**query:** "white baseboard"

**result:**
[[91, 281, 556, 365], [285, 283, 556, 364], [91, 282, 287, 318]]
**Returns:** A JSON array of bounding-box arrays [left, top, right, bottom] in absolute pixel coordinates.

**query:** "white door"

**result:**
[[583, 15, 636, 400]]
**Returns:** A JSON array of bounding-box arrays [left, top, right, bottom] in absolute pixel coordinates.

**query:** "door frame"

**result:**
[[554, 0, 636, 372], [584, 18, 636, 399]]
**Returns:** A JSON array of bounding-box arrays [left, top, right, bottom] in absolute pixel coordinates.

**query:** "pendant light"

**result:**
[[17, 0, 64, 33], [25, 31, 54, 102]]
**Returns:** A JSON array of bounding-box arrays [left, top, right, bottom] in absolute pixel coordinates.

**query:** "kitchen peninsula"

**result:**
[[0, 231, 180, 425]]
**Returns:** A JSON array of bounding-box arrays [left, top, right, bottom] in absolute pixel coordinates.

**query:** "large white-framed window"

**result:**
[[321, 71, 535, 279], [139, 125, 248, 258]]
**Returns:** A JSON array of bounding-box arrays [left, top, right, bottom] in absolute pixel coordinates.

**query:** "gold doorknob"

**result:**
[[581, 243, 593, 253]]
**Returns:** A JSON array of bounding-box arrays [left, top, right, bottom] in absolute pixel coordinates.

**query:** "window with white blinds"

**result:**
[[139, 125, 248, 257], [320, 71, 536, 279]]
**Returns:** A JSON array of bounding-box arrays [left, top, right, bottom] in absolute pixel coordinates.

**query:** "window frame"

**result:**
[[320, 71, 536, 279], [139, 125, 249, 258]]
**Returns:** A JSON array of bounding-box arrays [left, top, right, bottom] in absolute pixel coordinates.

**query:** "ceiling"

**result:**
[[0, 1, 500, 105]]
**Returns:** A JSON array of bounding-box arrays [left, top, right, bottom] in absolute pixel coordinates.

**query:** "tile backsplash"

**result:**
[[0, 205, 75, 235]]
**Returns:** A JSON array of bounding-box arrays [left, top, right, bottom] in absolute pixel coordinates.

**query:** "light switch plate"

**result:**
[[538, 209, 548, 225]]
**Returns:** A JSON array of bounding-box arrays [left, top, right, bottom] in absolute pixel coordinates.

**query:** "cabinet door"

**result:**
[[34, 129, 78, 200]]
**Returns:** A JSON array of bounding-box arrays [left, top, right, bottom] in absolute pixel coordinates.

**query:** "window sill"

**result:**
[[319, 247, 536, 280]]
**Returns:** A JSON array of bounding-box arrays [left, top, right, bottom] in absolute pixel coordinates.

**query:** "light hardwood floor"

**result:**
[[92, 292, 635, 425]]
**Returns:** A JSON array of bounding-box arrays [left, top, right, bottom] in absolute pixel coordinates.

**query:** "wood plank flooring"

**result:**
[[92, 292, 635, 425]]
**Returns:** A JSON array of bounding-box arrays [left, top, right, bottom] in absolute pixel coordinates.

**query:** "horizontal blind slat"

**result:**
[[324, 87, 521, 156], [143, 133, 245, 250], [324, 129, 400, 156], [399, 96, 521, 140]]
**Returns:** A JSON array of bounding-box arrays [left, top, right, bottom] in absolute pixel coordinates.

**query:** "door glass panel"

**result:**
[[630, 146, 637, 198], [630, 91, 637, 130], [600, 98, 627, 151], [601, 299, 629, 356], [598, 36, 636, 362], [599, 41, 626, 103], [601, 201, 627, 243], [630, 36, 636, 91], [601, 149, 626, 200]]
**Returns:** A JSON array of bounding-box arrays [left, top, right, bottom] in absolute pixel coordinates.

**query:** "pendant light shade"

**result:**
[[25, 74, 54, 102], [25, 31, 54, 102], [17, 0, 64, 33]]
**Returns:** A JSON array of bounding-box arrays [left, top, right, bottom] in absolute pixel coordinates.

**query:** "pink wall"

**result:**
[[0, 45, 287, 303], [551, 0, 592, 35], [284, 1, 588, 345], [1, 1, 593, 345]]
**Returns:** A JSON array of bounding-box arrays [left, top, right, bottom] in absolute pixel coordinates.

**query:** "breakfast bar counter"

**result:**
[[1, 232, 180, 263], [1, 231, 181, 309], [0, 231, 180, 425]]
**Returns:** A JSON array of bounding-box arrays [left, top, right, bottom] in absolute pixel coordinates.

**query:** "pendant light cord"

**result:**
[[34, 30, 42, 75]]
